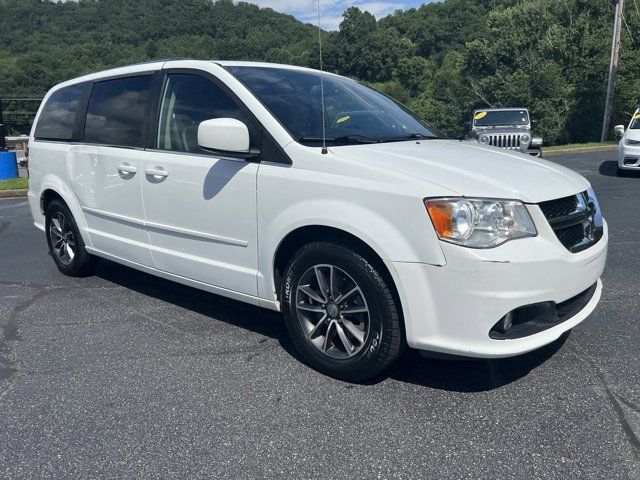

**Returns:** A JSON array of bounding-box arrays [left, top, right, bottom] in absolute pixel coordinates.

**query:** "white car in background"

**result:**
[[615, 108, 640, 176]]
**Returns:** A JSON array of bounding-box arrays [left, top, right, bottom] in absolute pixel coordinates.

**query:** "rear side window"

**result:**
[[34, 83, 89, 141], [156, 73, 257, 153], [84, 75, 153, 148]]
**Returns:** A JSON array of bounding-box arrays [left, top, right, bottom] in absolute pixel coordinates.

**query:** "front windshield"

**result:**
[[225, 66, 442, 146], [474, 110, 529, 127], [630, 111, 640, 129]]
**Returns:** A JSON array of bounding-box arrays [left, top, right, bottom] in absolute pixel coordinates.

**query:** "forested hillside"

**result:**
[[1, 0, 639, 144]]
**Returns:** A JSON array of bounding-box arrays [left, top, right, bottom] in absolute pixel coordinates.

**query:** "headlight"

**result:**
[[531, 136, 543, 147], [479, 134, 490, 145], [520, 133, 531, 145], [424, 198, 537, 248], [626, 138, 640, 146]]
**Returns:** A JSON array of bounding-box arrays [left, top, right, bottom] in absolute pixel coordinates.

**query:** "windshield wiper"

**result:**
[[298, 135, 380, 145], [298, 133, 445, 146], [380, 133, 444, 142], [404, 133, 431, 139]]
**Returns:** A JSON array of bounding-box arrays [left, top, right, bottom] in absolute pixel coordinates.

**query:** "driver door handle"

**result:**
[[145, 167, 170, 179]]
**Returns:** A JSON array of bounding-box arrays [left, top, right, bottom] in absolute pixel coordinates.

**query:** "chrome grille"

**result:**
[[488, 134, 521, 150], [539, 190, 604, 253], [539, 195, 579, 220]]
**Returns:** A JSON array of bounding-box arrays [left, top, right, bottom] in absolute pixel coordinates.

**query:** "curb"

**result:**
[[0, 189, 28, 199], [544, 145, 617, 156]]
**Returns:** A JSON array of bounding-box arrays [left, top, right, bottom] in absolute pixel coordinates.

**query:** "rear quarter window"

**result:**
[[84, 75, 153, 148], [34, 83, 89, 141]]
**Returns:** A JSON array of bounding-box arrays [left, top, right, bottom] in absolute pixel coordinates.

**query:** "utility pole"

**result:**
[[601, 0, 624, 142]]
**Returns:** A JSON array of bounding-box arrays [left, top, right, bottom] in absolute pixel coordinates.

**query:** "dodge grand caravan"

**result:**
[[28, 60, 608, 381]]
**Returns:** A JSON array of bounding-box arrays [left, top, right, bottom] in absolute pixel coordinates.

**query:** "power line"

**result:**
[[622, 12, 635, 43]]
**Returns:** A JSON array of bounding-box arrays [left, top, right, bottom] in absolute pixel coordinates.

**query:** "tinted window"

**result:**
[[34, 83, 89, 141], [157, 73, 255, 153], [226, 66, 441, 147], [84, 75, 153, 147]]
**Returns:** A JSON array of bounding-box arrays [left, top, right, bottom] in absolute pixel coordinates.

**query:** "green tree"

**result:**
[[0, 0, 635, 144]]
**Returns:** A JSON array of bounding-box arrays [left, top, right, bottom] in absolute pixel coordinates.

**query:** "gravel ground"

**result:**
[[0, 150, 639, 479]]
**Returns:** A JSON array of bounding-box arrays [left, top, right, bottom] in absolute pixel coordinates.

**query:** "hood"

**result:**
[[332, 140, 589, 203], [625, 128, 640, 141], [472, 126, 531, 134]]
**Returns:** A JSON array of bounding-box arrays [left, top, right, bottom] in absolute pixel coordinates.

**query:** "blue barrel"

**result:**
[[0, 151, 18, 180]]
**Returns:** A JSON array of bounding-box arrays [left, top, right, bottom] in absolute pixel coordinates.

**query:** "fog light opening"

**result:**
[[495, 312, 513, 334]]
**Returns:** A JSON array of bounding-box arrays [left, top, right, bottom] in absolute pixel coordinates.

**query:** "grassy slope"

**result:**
[[0, 177, 28, 190], [545, 141, 618, 151]]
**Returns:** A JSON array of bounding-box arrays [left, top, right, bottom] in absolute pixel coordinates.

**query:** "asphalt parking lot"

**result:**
[[1, 150, 639, 479]]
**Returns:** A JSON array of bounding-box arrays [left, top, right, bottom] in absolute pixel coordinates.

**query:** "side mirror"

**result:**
[[198, 118, 250, 154], [614, 125, 625, 138], [531, 118, 539, 127]]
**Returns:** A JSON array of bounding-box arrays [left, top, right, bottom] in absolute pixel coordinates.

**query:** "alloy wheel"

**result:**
[[295, 264, 370, 359], [49, 211, 76, 266]]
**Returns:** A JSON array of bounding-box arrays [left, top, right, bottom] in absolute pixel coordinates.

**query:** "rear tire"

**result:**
[[45, 199, 96, 277], [282, 242, 404, 382]]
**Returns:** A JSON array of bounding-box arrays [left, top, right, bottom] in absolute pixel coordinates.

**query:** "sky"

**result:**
[[243, 1, 435, 30], [56, 0, 436, 31]]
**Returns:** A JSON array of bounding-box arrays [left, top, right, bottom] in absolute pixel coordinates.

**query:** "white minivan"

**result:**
[[28, 60, 608, 381]]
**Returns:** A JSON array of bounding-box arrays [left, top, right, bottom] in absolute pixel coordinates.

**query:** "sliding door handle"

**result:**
[[117, 164, 137, 175], [145, 167, 169, 179]]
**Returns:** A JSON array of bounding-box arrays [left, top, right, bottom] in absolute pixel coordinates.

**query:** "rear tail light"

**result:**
[[25, 145, 29, 178]]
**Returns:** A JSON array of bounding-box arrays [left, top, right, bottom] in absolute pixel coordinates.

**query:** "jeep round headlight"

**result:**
[[424, 198, 537, 248], [479, 134, 490, 145], [520, 133, 531, 145]]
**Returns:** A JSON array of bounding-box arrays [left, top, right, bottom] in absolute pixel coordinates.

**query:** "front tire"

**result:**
[[45, 199, 96, 277], [282, 242, 404, 382], [616, 166, 627, 177]]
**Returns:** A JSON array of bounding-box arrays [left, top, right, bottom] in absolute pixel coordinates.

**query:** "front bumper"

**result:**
[[524, 147, 542, 157], [390, 212, 608, 358], [619, 144, 640, 170]]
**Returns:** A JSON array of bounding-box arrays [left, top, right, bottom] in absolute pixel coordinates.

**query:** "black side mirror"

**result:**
[[531, 119, 539, 127]]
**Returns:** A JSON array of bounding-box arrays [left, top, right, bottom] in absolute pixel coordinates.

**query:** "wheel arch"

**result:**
[[40, 188, 65, 215], [38, 179, 92, 248], [272, 225, 405, 331]]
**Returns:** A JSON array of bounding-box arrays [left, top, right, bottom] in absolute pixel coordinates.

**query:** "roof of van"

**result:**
[[49, 60, 323, 92], [121, 59, 315, 71], [215, 60, 319, 72]]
